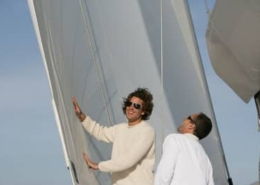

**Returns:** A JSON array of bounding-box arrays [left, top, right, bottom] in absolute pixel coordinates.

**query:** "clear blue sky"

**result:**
[[0, 1, 259, 185]]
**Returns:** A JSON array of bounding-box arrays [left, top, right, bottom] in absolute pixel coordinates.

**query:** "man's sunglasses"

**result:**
[[187, 115, 196, 124], [125, 101, 142, 110]]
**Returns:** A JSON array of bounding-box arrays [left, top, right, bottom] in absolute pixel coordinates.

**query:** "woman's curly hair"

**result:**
[[122, 88, 154, 120]]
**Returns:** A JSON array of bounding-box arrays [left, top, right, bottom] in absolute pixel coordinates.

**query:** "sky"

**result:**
[[0, 1, 259, 185]]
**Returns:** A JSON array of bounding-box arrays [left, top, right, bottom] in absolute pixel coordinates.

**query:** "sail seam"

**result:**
[[78, 0, 113, 126], [160, 0, 165, 146]]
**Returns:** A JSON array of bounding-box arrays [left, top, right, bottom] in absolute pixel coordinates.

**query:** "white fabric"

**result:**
[[82, 116, 155, 185], [154, 133, 214, 185], [29, 0, 231, 184], [206, 0, 260, 102]]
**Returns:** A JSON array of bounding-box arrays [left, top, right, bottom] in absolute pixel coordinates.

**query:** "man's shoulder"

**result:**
[[166, 133, 183, 139], [140, 122, 155, 142], [141, 120, 153, 127], [140, 121, 155, 132], [164, 133, 188, 144], [132, 121, 155, 138]]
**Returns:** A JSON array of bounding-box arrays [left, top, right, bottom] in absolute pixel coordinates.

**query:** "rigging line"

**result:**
[[188, 0, 232, 180], [195, 1, 233, 181], [78, 0, 113, 126], [160, 0, 165, 146], [70, 9, 80, 98], [94, 0, 124, 104], [204, 0, 211, 16]]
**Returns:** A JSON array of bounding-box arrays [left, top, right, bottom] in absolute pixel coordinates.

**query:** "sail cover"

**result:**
[[206, 0, 260, 103], [28, 0, 230, 184]]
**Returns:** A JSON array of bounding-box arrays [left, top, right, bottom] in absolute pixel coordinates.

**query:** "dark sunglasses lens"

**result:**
[[187, 115, 195, 124], [125, 101, 141, 110], [125, 101, 132, 107], [133, 103, 141, 110]]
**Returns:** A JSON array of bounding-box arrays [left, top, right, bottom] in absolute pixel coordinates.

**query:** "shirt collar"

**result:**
[[184, 133, 199, 141]]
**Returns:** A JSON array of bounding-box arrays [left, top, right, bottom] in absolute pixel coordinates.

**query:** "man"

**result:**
[[154, 113, 214, 185], [72, 88, 155, 185]]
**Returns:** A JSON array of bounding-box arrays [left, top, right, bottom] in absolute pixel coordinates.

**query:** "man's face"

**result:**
[[178, 113, 198, 134], [125, 96, 144, 124]]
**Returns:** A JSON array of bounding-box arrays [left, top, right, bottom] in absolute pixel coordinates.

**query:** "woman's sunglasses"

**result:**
[[125, 101, 142, 110]]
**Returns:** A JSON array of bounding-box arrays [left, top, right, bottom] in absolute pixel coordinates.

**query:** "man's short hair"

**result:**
[[193, 113, 212, 140], [122, 88, 154, 120]]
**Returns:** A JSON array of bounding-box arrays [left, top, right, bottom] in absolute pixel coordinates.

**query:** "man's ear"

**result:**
[[188, 123, 195, 130], [141, 112, 145, 115]]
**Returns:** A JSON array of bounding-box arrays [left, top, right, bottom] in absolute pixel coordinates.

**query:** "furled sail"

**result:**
[[206, 0, 260, 103], [29, 0, 230, 184]]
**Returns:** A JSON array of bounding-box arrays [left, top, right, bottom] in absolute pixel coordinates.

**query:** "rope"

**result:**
[[204, 0, 211, 16], [203, 0, 233, 181], [93, 0, 124, 107], [160, 0, 165, 146], [78, 0, 113, 126]]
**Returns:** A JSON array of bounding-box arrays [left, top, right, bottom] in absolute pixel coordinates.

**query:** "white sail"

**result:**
[[28, 0, 230, 184], [206, 0, 260, 103]]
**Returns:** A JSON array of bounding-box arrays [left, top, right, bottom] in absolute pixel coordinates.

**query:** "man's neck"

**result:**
[[128, 119, 142, 126], [184, 133, 199, 141]]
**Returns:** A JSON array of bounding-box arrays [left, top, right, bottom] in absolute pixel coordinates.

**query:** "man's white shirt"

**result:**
[[154, 133, 214, 185]]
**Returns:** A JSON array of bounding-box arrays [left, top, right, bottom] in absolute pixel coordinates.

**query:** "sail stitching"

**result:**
[[45, 17, 77, 157], [95, 0, 124, 114], [78, 0, 113, 126], [160, 0, 165, 147]]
